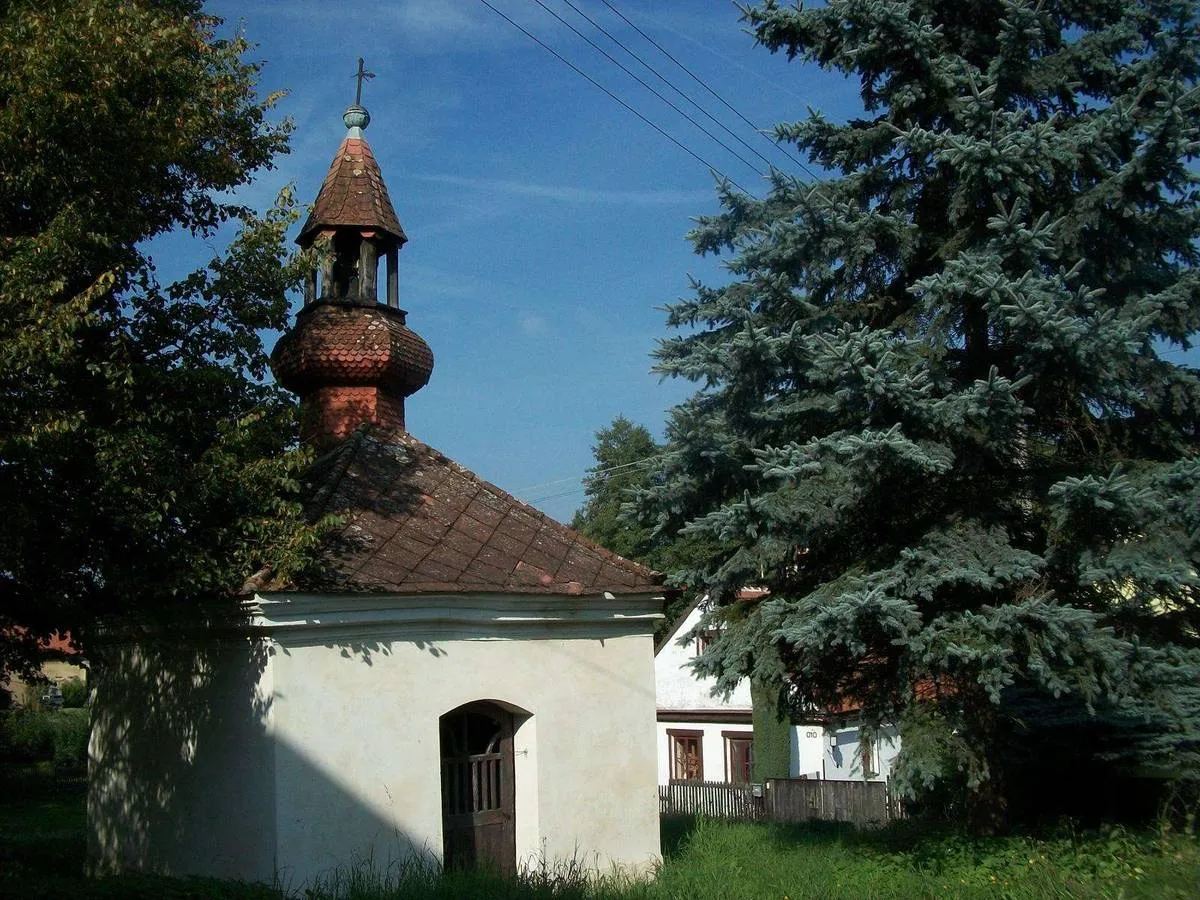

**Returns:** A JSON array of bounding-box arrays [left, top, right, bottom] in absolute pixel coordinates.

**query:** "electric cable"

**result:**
[[525, 0, 768, 180], [475, 0, 754, 195], [515, 451, 663, 498], [599, 0, 824, 182], [558, 0, 783, 176]]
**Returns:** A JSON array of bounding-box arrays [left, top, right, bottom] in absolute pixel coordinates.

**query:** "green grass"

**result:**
[[651, 816, 1200, 899], [1, 781, 1197, 899]]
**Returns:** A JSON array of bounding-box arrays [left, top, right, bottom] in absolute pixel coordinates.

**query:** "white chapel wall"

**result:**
[[88, 639, 277, 881], [269, 627, 660, 887]]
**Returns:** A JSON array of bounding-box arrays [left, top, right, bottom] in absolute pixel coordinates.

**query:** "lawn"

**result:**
[[1, 781, 1197, 899]]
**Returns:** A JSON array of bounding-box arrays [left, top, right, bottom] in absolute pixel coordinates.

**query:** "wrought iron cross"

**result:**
[[353, 57, 375, 106]]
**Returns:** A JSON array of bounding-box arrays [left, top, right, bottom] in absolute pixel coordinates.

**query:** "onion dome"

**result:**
[[270, 64, 433, 446]]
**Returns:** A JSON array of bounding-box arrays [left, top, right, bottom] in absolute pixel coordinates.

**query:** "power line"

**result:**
[[515, 451, 663, 497], [558, 0, 784, 176], [526, 485, 589, 504], [598, 0, 824, 183], [526, 0, 767, 180], [475, 0, 753, 195]]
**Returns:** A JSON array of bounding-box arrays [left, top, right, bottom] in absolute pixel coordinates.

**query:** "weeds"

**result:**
[[2, 781, 1197, 898]]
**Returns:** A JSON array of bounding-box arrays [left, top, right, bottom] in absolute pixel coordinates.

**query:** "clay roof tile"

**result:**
[[298, 135, 406, 246], [289, 427, 664, 596]]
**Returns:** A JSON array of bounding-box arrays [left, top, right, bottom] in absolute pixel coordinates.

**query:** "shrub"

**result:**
[[60, 677, 88, 708], [51, 709, 89, 773], [1, 709, 54, 763], [0, 708, 89, 773]]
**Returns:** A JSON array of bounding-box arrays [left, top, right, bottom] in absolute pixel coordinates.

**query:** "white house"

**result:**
[[88, 96, 664, 888], [655, 597, 901, 785]]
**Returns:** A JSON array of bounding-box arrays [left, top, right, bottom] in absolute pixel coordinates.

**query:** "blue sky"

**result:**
[[182, 1, 1196, 525], [184, 0, 856, 523]]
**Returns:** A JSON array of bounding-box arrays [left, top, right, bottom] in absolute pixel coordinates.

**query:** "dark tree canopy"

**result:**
[[644, 0, 1200, 820], [572, 416, 727, 639], [0, 0, 322, 678], [571, 416, 661, 562]]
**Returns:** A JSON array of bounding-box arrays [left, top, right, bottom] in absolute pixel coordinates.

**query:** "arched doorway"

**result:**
[[439, 702, 515, 873]]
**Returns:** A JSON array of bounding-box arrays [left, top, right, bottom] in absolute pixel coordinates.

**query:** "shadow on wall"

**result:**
[[87, 633, 424, 887]]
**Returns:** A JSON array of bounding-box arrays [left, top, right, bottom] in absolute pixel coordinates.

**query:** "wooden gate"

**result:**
[[440, 702, 515, 874]]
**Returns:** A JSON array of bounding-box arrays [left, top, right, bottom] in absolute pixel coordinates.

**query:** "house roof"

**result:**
[[0, 628, 80, 657], [267, 427, 664, 597], [298, 134, 406, 247]]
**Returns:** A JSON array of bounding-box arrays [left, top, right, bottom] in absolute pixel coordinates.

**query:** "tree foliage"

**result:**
[[572, 417, 661, 561], [0, 0, 323, 678], [572, 416, 726, 637], [644, 0, 1200, 820]]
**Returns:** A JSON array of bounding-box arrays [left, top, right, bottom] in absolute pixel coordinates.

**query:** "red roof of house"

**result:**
[[1, 627, 79, 656], [262, 427, 664, 596], [298, 134, 406, 246]]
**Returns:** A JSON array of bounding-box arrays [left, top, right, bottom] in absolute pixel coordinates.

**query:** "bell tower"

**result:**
[[272, 60, 433, 446]]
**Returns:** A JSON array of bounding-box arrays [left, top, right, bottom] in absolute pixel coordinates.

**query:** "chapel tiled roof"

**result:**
[[282, 427, 665, 596], [298, 134, 406, 246]]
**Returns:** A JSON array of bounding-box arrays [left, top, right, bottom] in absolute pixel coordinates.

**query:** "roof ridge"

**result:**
[[394, 447, 459, 581], [306, 429, 367, 523]]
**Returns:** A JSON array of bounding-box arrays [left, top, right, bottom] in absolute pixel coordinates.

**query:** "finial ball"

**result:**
[[343, 105, 370, 130]]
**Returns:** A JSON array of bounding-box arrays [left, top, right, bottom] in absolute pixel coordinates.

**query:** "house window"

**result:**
[[694, 629, 719, 656], [667, 729, 704, 781], [723, 731, 754, 784]]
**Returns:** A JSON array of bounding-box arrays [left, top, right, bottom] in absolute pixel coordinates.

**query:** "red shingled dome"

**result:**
[[272, 303, 433, 396]]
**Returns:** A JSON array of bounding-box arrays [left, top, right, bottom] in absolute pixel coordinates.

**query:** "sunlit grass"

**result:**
[[2, 786, 1197, 898]]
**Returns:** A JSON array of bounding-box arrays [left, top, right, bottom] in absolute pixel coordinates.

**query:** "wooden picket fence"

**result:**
[[660, 778, 902, 828], [764, 778, 896, 826], [659, 779, 764, 820]]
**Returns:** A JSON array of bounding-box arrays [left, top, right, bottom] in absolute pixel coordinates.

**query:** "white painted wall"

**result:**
[[90, 592, 664, 889], [654, 604, 750, 711], [88, 639, 277, 881], [789, 725, 826, 779], [655, 604, 904, 786], [824, 724, 902, 782], [271, 631, 660, 886]]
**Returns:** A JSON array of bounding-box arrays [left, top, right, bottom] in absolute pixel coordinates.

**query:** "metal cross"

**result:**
[[353, 57, 375, 106]]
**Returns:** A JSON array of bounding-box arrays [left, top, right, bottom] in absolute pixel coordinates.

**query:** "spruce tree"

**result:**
[[645, 0, 1200, 821]]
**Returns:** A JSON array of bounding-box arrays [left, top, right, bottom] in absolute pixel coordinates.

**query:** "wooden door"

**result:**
[[440, 703, 515, 873]]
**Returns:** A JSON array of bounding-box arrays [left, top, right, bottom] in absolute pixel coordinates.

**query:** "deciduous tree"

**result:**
[[572, 417, 661, 561], [0, 0, 322, 679], [572, 416, 726, 640]]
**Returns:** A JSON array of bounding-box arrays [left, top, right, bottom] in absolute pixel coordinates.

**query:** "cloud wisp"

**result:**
[[243, 0, 516, 55], [412, 173, 713, 207]]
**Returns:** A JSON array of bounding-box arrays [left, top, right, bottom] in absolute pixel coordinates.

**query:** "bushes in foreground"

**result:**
[[0, 707, 89, 774]]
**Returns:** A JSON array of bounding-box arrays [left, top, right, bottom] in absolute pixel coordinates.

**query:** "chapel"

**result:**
[[88, 83, 665, 887]]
